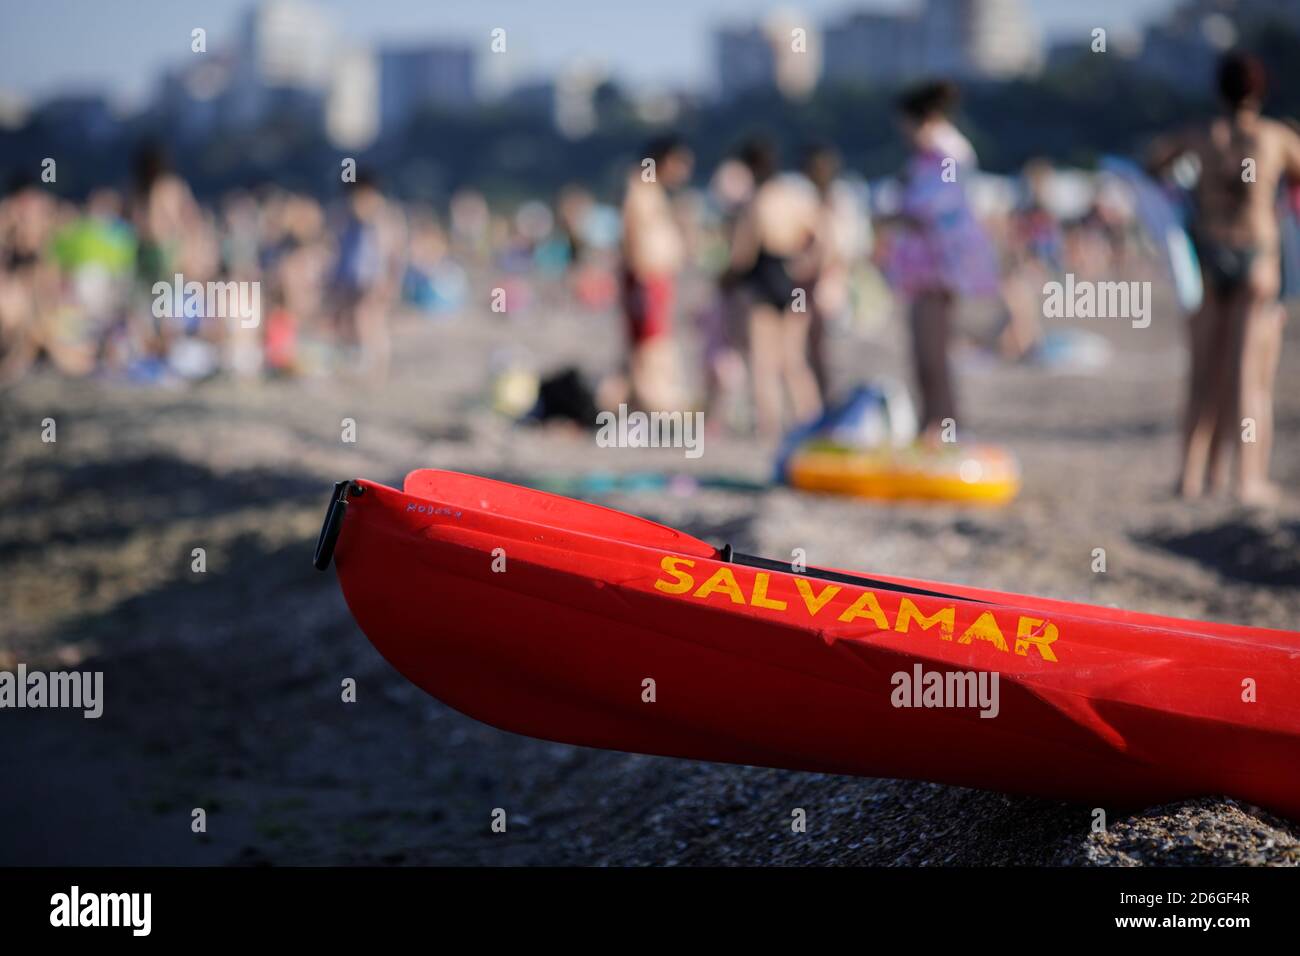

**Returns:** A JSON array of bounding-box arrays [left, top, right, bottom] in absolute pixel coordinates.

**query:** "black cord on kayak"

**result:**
[[723, 547, 987, 605], [314, 480, 361, 571]]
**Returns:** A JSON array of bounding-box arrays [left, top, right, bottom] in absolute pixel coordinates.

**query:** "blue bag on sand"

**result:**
[[773, 383, 917, 483]]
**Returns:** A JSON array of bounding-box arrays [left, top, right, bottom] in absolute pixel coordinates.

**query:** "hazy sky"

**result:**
[[0, 0, 1179, 105]]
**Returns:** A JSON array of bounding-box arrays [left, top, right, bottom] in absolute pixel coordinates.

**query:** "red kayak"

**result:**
[[316, 470, 1300, 819]]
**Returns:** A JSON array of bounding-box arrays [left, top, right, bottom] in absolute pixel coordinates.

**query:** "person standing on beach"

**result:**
[[801, 142, 860, 403], [130, 143, 215, 361], [882, 81, 999, 443], [619, 135, 693, 411], [725, 137, 824, 439], [1149, 51, 1300, 504], [331, 170, 399, 381]]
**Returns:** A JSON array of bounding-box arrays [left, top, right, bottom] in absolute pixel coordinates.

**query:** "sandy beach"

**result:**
[[2, 287, 1299, 866]]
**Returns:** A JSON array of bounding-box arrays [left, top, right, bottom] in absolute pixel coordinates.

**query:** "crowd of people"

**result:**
[[0, 147, 503, 387], [2, 51, 1297, 503], [613, 53, 1300, 504], [612, 86, 1195, 446]]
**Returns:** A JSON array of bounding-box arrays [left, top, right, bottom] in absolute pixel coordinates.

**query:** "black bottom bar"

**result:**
[[0, 866, 1281, 941]]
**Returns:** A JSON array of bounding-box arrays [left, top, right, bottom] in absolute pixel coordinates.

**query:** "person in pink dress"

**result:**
[[883, 80, 1000, 442]]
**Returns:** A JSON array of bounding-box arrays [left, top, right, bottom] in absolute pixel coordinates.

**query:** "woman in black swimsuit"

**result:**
[[724, 137, 823, 438]]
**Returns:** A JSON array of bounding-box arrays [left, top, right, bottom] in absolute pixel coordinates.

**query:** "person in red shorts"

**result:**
[[619, 135, 693, 411]]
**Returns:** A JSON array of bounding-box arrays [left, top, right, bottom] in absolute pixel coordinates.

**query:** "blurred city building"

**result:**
[[823, 11, 925, 86], [928, 0, 1043, 78], [0, 91, 30, 131], [225, 0, 337, 129], [508, 64, 617, 138], [822, 0, 1042, 89], [378, 44, 477, 134], [1140, 0, 1300, 91], [153, 54, 237, 144], [715, 11, 820, 100], [36, 94, 119, 144], [4, 0, 1300, 202], [329, 47, 380, 149]]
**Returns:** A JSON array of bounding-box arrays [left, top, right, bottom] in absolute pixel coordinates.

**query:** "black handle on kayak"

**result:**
[[314, 480, 363, 571], [722, 545, 986, 604]]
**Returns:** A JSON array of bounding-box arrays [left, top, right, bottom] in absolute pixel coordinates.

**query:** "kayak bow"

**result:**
[[318, 470, 1300, 818]]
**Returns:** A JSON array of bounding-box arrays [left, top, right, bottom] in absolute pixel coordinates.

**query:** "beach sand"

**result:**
[[1, 290, 1298, 866]]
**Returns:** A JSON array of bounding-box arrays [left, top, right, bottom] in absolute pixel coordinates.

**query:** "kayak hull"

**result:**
[[327, 471, 1300, 818]]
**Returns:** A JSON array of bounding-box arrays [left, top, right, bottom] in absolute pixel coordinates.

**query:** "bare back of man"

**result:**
[[619, 137, 692, 412]]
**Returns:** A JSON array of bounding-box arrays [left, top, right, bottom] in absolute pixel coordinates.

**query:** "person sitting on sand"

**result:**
[[1149, 51, 1300, 505]]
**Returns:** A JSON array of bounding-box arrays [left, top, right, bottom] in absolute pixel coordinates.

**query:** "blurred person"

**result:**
[[0, 179, 114, 381], [264, 193, 328, 375], [0, 175, 59, 383], [999, 158, 1063, 360], [556, 184, 593, 266], [1149, 51, 1300, 504], [128, 142, 220, 379], [1074, 179, 1138, 281], [519, 199, 573, 309], [220, 190, 264, 282], [402, 207, 469, 317], [725, 136, 823, 438], [698, 158, 756, 434], [557, 185, 620, 313], [882, 80, 999, 442], [619, 133, 693, 411], [330, 170, 400, 381], [47, 188, 136, 375], [449, 188, 491, 264], [801, 142, 863, 400], [131, 142, 210, 289]]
